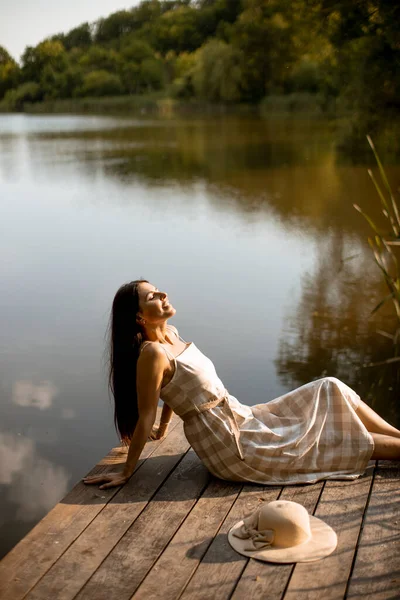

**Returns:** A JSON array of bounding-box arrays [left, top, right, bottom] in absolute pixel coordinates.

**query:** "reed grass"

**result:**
[[354, 135, 400, 362]]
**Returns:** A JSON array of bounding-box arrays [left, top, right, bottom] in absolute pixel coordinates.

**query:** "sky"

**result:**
[[0, 1, 141, 64]]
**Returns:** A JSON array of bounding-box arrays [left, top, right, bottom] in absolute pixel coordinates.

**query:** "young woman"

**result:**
[[83, 279, 400, 490]]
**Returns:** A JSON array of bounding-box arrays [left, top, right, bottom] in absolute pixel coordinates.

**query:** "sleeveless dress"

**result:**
[[140, 327, 375, 485]]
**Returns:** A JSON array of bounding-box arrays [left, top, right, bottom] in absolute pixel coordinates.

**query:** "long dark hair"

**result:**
[[107, 279, 149, 446]]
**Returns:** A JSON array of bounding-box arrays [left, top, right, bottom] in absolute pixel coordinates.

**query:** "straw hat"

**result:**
[[228, 500, 337, 563]]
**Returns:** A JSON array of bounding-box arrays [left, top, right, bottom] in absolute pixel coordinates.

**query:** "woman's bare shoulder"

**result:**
[[138, 341, 166, 362]]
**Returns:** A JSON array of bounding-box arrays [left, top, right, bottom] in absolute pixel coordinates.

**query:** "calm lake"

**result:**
[[1, 111, 399, 558]]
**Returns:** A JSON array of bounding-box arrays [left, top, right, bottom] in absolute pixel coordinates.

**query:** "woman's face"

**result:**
[[137, 282, 176, 325]]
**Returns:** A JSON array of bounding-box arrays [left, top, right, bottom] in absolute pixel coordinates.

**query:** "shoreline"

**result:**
[[0, 91, 337, 118]]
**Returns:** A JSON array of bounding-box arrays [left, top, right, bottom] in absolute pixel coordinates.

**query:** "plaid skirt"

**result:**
[[180, 377, 375, 485]]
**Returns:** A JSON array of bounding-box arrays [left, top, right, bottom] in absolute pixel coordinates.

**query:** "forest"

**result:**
[[0, 0, 399, 116]]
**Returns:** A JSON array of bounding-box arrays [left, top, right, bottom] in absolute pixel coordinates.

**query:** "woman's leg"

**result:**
[[369, 432, 400, 460], [355, 399, 400, 439]]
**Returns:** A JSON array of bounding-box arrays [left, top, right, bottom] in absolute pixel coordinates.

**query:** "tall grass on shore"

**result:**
[[354, 135, 400, 364]]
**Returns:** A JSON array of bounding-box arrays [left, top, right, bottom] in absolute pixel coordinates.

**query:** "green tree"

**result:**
[[118, 39, 164, 93], [229, 3, 296, 100], [169, 51, 197, 98], [21, 40, 68, 83], [51, 23, 93, 51], [40, 63, 85, 99], [2, 0, 399, 113], [75, 70, 124, 96], [94, 10, 142, 44], [78, 45, 121, 72], [287, 58, 322, 94], [119, 39, 154, 63], [192, 39, 245, 102], [120, 57, 164, 94], [3, 82, 42, 110], [0, 46, 21, 100], [140, 57, 164, 90], [144, 5, 206, 54], [318, 0, 400, 112], [0, 46, 15, 64]]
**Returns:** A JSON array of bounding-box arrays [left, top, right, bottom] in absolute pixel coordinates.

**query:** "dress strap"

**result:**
[[160, 344, 175, 361], [139, 326, 182, 360], [139, 340, 151, 353], [139, 336, 176, 361]]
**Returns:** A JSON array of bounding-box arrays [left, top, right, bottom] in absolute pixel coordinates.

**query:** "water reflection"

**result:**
[[276, 230, 400, 426], [11, 115, 391, 245], [1, 112, 400, 561], [34, 115, 333, 183], [61, 408, 76, 419], [12, 380, 58, 410], [0, 114, 148, 135], [0, 431, 69, 521]]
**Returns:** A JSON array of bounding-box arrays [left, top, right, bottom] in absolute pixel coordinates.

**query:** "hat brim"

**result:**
[[228, 514, 337, 563]]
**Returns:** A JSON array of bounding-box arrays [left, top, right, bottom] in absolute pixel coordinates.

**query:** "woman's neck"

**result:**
[[143, 322, 173, 344]]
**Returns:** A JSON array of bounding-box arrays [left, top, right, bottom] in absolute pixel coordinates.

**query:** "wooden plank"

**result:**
[[177, 483, 283, 600], [2, 412, 395, 600], [0, 408, 180, 600], [230, 481, 324, 600], [73, 448, 210, 600], [25, 417, 189, 600], [346, 460, 400, 600], [132, 477, 242, 600], [282, 461, 377, 600]]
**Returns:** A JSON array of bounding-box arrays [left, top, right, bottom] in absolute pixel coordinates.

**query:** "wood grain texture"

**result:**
[[346, 460, 400, 600], [283, 461, 377, 600], [177, 483, 283, 600], [230, 481, 325, 600], [132, 477, 242, 600], [25, 416, 187, 600], [0, 408, 180, 600], [74, 448, 210, 600], [2, 417, 398, 600]]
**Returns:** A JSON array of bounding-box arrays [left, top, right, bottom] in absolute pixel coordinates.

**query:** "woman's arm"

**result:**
[[148, 402, 174, 440], [122, 344, 166, 478], [83, 343, 166, 489], [159, 402, 173, 434]]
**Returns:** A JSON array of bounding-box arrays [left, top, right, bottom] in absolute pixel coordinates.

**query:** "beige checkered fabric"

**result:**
[[154, 328, 375, 485]]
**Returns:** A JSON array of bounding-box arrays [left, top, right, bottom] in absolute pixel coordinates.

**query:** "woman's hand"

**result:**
[[148, 424, 168, 440], [82, 472, 129, 489]]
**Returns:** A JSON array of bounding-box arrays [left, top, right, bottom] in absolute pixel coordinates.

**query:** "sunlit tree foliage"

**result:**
[[0, 0, 398, 114]]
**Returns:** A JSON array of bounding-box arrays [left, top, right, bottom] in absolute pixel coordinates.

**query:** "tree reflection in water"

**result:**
[[275, 230, 400, 428]]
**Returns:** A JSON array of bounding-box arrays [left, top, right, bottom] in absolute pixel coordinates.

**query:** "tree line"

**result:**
[[0, 0, 399, 113]]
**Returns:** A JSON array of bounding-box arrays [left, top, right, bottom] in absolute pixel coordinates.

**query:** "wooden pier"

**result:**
[[1, 406, 399, 600]]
